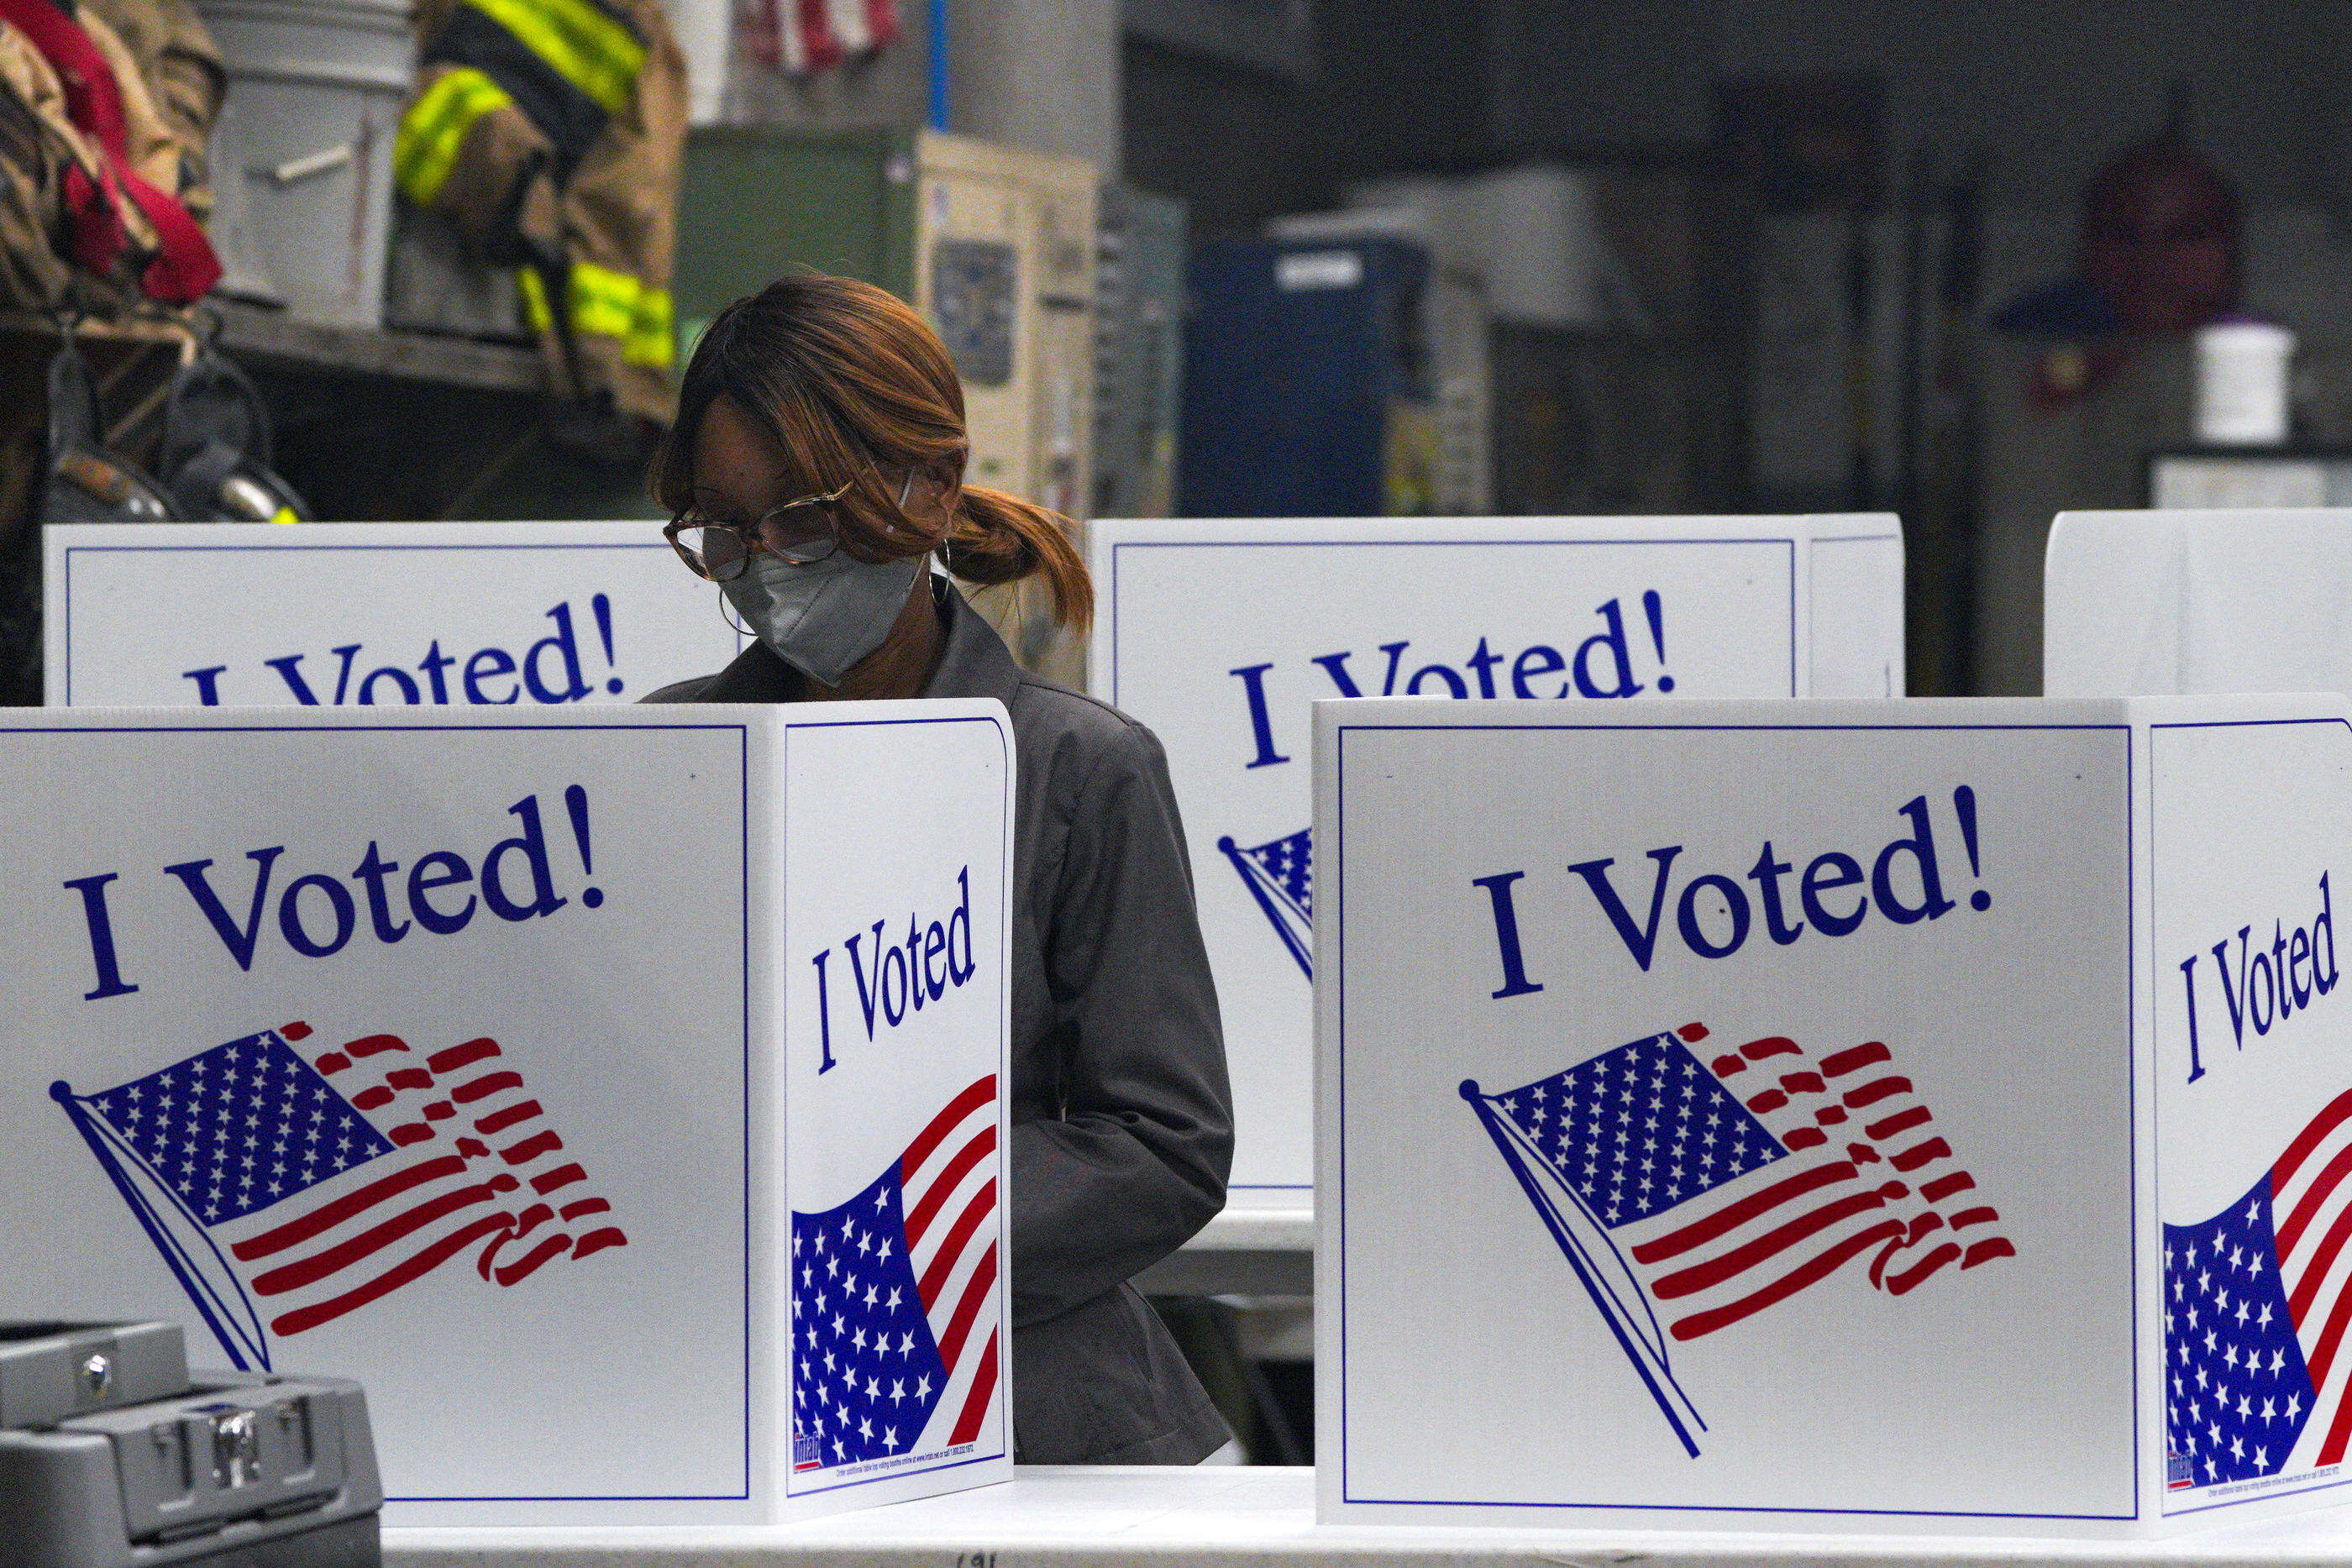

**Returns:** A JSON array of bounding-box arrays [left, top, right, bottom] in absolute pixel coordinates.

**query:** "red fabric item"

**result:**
[[796, 0, 842, 71], [864, 0, 899, 47], [0, 0, 220, 301]]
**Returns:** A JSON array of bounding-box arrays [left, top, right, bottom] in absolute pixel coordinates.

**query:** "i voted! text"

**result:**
[[179, 598, 627, 706], [63, 785, 605, 1000], [1473, 787, 1993, 994]]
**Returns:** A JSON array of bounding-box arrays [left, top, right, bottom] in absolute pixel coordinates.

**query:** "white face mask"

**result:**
[[721, 547, 927, 687]]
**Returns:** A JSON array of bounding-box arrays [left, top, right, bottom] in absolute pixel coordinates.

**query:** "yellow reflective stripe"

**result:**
[[463, 0, 644, 115], [394, 67, 513, 206], [519, 265, 554, 333], [568, 260, 640, 338], [625, 286, 673, 367]]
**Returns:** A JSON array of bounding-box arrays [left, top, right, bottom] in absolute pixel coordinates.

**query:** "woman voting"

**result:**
[[645, 275, 1236, 1465]]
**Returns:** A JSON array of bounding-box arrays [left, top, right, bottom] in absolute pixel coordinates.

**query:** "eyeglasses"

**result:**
[[664, 468, 869, 581]]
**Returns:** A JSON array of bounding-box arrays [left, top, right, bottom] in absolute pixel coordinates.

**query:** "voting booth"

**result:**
[[2046, 509, 2352, 701], [44, 522, 739, 708], [1316, 694, 2352, 1534], [0, 703, 1012, 1525], [1089, 516, 1906, 1204]]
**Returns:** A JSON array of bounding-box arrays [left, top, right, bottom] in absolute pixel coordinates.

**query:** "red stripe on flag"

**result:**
[[250, 1181, 504, 1295], [948, 1329, 998, 1446], [1651, 1188, 1891, 1300], [1746, 1089, 1788, 1114], [1843, 1075, 1912, 1108], [386, 1068, 432, 1091], [531, 1163, 585, 1195], [1675, 1022, 1709, 1041], [573, 1227, 627, 1259], [494, 1233, 572, 1286], [919, 1180, 996, 1308], [906, 1126, 996, 1247], [1920, 1171, 1975, 1202], [352, 1087, 395, 1110], [2300, 1265, 2352, 1392], [1820, 1041, 1893, 1078], [1669, 1218, 1905, 1341], [936, 1245, 997, 1372], [1882, 1240, 1962, 1294], [2281, 1151, 2352, 1256], [2320, 1391, 2352, 1470], [1779, 1072, 1824, 1095], [1740, 1037, 1800, 1062], [428, 1038, 501, 1074], [501, 1130, 564, 1164], [1866, 1105, 1933, 1141], [2292, 1198, 2352, 1321], [232, 1155, 467, 1261], [280, 1021, 314, 1041], [2277, 1089, 2352, 1188], [1949, 1205, 2001, 1230], [560, 1198, 611, 1221], [270, 1212, 510, 1336], [474, 1100, 543, 1135], [1961, 1237, 2015, 1268], [1711, 1055, 1746, 1078], [346, 1035, 409, 1057], [453, 1071, 522, 1104], [1888, 1136, 1952, 1172], [389, 1124, 435, 1146], [313, 1052, 351, 1076], [1782, 1127, 1828, 1150], [1631, 1161, 1856, 1264], [903, 1077, 997, 1180]]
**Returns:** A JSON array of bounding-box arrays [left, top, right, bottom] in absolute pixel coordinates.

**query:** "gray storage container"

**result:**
[[199, 0, 414, 326]]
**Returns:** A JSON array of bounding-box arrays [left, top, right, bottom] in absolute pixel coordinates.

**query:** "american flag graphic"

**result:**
[[52, 1021, 623, 1371], [2164, 1086, 2352, 1496], [1218, 826, 1311, 980], [790, 1074, 1000, 1477], [1463, 1021, 2013, 1455]]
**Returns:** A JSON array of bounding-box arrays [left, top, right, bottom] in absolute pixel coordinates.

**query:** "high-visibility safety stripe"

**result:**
[[519, 265, 554, 333], [625, 286, 673, 367], [569, 260, 638, 338], [394, 67, 515, 206], [521, 262, 673, 369], [461, 0, 644, 115]]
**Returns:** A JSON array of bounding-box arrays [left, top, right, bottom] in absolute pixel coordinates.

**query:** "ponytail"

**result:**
[[947, 485, 1093, 635]]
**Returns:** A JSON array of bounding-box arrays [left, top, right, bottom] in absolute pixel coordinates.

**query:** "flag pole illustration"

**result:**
[[54, 1021, 625, 1371], [1220, 826, 1312, 979], [1461, 1075, 1705, 1456], [1467, 1022, 2013, 1455]]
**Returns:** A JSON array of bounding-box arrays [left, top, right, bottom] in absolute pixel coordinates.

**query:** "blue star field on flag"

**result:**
[[1497, 1031, 1787, 1230], [790, 1164, 953, 1470], [2164, 1176, 2318, 1488], [85, 1031, 395, 1226]]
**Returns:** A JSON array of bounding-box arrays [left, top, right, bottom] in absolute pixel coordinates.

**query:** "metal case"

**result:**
[[0, 1324, 382, 1568]]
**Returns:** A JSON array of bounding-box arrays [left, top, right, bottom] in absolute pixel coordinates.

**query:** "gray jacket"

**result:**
[[647, 580, 1235, 1464]]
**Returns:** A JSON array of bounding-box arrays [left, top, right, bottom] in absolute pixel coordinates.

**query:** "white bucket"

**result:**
[[199, 0, 415, 326], [2194, 320, 2296, 446]]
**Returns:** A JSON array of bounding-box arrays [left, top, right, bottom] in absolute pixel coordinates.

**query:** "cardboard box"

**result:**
[[1089, 516, 1904, 1205], [1316, 694, 2352, 1533], [45, 522, 740, 710], [0, 702, 1011, 1523]]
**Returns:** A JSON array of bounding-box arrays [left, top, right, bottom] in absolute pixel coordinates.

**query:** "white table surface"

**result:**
[[386, 1466, 2352, 1568]]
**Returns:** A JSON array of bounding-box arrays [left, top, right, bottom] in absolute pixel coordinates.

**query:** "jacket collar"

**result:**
[[692, 577, 1025, 707]]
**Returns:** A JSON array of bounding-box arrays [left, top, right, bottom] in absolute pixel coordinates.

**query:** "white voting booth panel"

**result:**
[[44, 522, 740, 708], [0, 703, 1011, 1525], [1316, 695, 2352, 1534], [2045, 509, 2352, 701], [1089, 516, 1905, 1206]]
